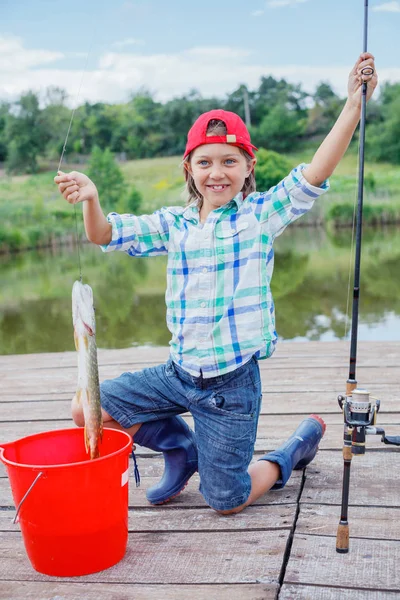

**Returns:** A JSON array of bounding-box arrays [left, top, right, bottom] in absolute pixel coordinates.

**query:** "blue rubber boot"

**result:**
[[133, 416, 198, 505], [258, 415, 326, 489]]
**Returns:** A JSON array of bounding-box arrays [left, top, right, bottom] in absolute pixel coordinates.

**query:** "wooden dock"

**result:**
[[0, 341, 399, 599]]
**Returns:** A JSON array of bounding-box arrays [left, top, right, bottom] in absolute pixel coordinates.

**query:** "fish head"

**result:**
[[72, 280, 96, 336]]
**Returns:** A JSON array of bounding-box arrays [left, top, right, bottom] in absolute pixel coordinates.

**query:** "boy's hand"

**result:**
[[347, 53, 378, 109], [54, 171, 98, 204]]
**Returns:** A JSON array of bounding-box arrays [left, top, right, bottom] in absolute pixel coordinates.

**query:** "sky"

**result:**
[[1, 0, 400, 107]]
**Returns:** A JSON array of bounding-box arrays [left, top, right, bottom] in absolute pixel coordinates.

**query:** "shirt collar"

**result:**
[[182, 202, 200, 223], [182, 192, 243, 222]]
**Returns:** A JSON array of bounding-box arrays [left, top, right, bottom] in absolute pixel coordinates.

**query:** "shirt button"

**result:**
[[200, 301, 206, 308], [231, 228, 236, 234], [202, 267, 208, 274]]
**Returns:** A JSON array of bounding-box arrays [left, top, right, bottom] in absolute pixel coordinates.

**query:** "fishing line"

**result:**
[[57, 32, 97, 282]]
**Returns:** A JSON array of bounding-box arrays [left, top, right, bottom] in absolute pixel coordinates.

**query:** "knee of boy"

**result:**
[[71, 395, 84, 426], [213, 505, 245, 516]]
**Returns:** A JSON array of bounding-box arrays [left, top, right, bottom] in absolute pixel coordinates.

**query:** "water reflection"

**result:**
[[1, 226, 400, 354]]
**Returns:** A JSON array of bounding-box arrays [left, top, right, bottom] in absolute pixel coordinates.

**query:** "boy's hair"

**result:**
[[184, 119, 256, 207]]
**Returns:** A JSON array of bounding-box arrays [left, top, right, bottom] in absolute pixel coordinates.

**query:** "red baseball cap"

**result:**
[[183, 109, 258, 159]]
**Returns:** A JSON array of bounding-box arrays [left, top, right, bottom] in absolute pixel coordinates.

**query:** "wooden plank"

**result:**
[[2, 391, 399, 418], [1, 414, 398, 453], [280, 585, 399, 599], [0, 468, 302, 508], [0, 581, 278, 600], [1, 361, 398, 386], [0, 503, 297, 533], [284, 534, 400, 592], [296, 504, 400, 541], [2, 380, 399, 400], [1, 391, 400, 417], [2, 356, 400, 373], [2, 378, 398, 397], [0, 530, 288, 584], [302, 451, 400, 507], [0, 340, 399, 370], [0, 346, 170, 370], [0, 393, 73, 404]]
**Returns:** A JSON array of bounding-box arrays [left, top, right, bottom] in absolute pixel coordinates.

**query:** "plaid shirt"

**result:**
[[102, 164, 329, 377]]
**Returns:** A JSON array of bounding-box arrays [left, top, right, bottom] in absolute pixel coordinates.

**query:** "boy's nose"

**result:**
[[209, 168, 224, 179]]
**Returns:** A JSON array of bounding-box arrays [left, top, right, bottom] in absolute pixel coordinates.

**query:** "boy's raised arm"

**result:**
[[54, 171, 112, 246], [303, 53, 378, 188]]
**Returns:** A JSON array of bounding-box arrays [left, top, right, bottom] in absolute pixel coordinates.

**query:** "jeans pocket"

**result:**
[[207, 385, 257, 421], [164, 359, 175, 378]]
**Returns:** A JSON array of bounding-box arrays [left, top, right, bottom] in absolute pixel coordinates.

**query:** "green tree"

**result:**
[[252, 104, 306, 153], [40, 87, 71, 160], [5, 92, 44, 174], [0, 101, 10, 161], [366, 83, 400, 163], [306, 82, 344, 137], [255, 148, 293, 191], [224, 84, 254, 124], [87, 146, 126, 213], [251, 76, 308, 126]]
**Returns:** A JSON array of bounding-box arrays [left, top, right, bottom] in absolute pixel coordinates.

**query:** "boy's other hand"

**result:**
[[347, 53, 378, 109], [54, 171, 98, 205]]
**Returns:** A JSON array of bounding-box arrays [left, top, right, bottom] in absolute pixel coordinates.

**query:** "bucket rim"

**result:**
[[0, 427, 132, 470]]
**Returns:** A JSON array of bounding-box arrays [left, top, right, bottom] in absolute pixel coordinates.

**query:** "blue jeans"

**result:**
[[101, 356, 262, 510]]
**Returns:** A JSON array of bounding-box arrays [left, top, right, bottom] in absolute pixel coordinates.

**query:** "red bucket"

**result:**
[[0, 427, 132, 576]]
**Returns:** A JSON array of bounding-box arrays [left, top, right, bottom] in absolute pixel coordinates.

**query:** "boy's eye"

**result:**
[[225, 159, 236, 165], [198, 160, 209, 166]]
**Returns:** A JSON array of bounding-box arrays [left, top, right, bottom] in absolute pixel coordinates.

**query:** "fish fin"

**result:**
[[84, 336, 89, 350], [76, 389, 82, 405], [84, 424, 90, 454], [74, 332, 79, 351]]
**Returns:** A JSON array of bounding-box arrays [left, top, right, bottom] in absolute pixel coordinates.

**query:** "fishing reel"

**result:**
[[338, 387, 400, 450], [338, 388, 379, 455]]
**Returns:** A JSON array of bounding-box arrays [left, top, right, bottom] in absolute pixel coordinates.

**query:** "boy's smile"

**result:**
[[187, 144, 256, 221]]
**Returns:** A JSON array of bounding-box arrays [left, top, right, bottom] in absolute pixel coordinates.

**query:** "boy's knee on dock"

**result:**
[[215, 504, 246, 516]]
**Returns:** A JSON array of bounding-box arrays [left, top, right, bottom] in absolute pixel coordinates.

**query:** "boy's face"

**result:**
[[187, 144, 255, 215]]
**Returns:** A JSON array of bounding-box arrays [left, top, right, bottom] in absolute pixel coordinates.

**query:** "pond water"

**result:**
[[1, 225, 400, 355]]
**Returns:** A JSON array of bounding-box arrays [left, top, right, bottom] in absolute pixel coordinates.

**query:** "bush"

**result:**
[[87, 146, 126, 213], [255, 148, 293, 192], [117, 186, 142, 214], [0, 226, 27, 251], [327, 201, 400, 227]]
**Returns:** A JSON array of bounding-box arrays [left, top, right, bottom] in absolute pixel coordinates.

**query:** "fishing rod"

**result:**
[[336, 0, 400, 554]]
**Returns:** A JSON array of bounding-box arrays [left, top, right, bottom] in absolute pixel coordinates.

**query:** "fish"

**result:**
[[72, 280, 103, 459]]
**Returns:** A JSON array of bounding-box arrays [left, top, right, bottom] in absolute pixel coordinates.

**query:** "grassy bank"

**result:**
[[1, 152, 399, 253]]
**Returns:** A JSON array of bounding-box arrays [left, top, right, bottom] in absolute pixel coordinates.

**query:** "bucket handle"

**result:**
[[13, 472, 44, 524]]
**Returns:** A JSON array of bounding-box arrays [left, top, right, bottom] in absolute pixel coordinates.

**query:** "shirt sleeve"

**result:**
[[253, 163, 330, 238], [100, 208, 171, 257]]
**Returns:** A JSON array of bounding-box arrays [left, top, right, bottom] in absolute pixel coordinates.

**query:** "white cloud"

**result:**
[[372, 1, 400, 11], [69, 52, 89, 59], [112, 38, 144, 48], [268, 0, 309, 7], [0, 35, 63, 73], [0, 38, 399, 106]]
